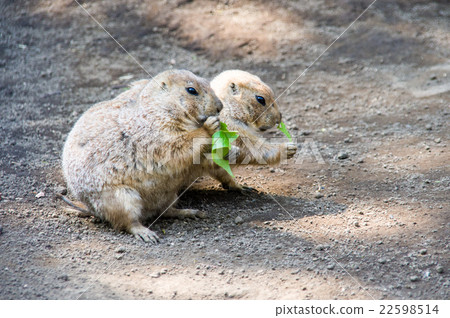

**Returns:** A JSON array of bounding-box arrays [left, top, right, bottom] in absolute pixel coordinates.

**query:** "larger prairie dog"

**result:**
[[208, 70, 297, 190], [62, 70, 223, 243]]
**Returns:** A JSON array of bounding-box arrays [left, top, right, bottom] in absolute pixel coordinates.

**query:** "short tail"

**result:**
[[56, 193, 91, 215]]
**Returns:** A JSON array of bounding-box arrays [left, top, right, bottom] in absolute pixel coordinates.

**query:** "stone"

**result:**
[[116, 246, 127, 253], [410, 275, 419, 282]]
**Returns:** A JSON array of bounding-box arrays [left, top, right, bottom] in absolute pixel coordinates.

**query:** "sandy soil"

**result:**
[[0, 0, 449, 299]]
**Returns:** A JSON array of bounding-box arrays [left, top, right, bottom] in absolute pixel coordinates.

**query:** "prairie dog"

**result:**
[[62, 70, 222, 243], [208, 70, 297, 190]]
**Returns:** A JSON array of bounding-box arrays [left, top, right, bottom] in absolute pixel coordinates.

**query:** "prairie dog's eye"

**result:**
[[186, 87, 199, 96], [255, 95, 266, 106]]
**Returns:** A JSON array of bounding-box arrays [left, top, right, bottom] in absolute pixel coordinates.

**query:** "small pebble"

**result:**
[[151, 272, 160, 278], [234, 216, 244, 224], [425, 124, 432, 130], [436, 265, 444, 274], [35, 191, 45, 198], [115, 254, 124, 260], [116, 246, 127, 253], [327, 264, 335, 270], [378, 258, 387, 264], [419, 249, 427, 255], [354, 221, 360, 227], [410, 275, 419, 282], [337, 152, 349, 160], [58, 274, 69, 281], [269, 168, 275, 173], [314, 193, 324, 199], [119, 74, 134, 81]]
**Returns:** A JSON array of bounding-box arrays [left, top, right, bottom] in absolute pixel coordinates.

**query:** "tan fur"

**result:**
[[208, 70, 297, 190], [62, 70, 222, 243]]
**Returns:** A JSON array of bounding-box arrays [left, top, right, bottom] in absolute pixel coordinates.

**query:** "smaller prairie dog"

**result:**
[[62, 70, 223, 243], [208, 70, 297, 191]]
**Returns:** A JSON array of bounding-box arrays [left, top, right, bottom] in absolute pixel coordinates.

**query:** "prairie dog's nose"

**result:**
[[216, 99, 223, 113], [276, 112, 282, 125]]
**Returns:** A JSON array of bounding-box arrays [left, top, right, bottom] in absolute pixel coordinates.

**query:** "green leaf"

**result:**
[[212, 131, 229, 149], [225, 131, 239, 144], [219, 122, 228, 131], [277, 121, 292, 141], [212, 122, 239, 178]]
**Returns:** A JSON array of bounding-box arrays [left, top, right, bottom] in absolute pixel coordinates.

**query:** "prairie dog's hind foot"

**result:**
[[130, 224, 160, 244], [97, 186, 161, 243], [163, 208, 207, 219]]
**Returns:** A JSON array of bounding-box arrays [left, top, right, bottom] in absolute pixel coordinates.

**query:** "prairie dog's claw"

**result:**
[[286, 142, 297, 159], [130, 225, 159, 244], [223, 183, 257, 194], [204, 116, 220, 135], [241, 185, 258, 193]]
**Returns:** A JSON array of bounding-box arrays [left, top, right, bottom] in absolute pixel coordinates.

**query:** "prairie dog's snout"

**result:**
[[198, 115, 208, 123], [198, 96, 222, 123], [216, 98, 223, 113]]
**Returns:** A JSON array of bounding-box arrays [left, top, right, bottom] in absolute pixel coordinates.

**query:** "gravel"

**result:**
[[337, 152, 349, 160], [234, 216, 244, 225], [0, 0, 448, 301]]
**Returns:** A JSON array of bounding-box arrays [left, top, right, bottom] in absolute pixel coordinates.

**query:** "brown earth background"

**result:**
[[0, 0, 449, 299]]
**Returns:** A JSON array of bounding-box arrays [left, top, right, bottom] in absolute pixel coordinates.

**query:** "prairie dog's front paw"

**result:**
[[203, 116, 220, 135], [286, 142, 297, 159]]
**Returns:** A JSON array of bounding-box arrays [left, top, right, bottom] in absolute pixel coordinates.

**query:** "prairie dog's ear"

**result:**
[[230, 82, 239, 95]]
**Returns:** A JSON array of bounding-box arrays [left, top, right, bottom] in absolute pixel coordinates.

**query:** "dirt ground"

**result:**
[[0, 0, 449, 300]]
